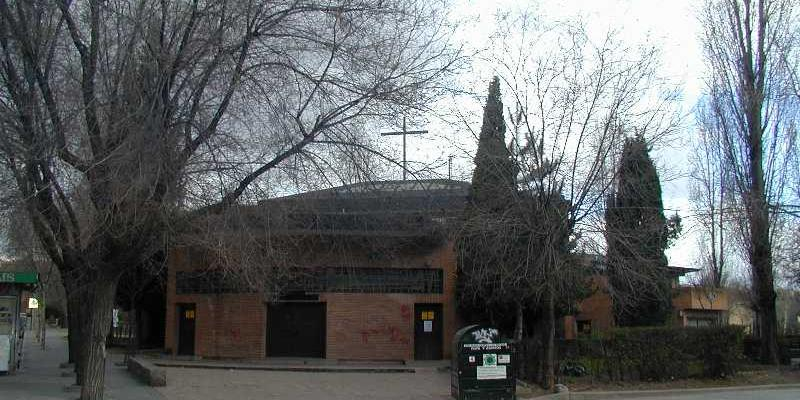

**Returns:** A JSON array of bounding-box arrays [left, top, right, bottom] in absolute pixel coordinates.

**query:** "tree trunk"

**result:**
[[126, 303, 138, 362], [544, 290, 556, 390], [755, 273, 779, 364], [747, 99, 779, 364], [514, 302, 525, 380], [40, 291, 46, 350], [751, 207, 778, 364], [78, 278, 118, 400], [66, 292, 83, 384], [514, 302, 524, 343]]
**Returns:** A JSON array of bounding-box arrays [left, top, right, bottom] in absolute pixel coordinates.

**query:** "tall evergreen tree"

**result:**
[[469, 77, 516, 212], [456, 76, 517, 326], [606, 134, 676, 326], [457, 77, 593, 387]]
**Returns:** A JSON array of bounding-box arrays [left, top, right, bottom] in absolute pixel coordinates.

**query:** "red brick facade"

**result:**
[[563, 274, 730, 339], [164, 241, 460, 360], [563, 275, 614, 339]]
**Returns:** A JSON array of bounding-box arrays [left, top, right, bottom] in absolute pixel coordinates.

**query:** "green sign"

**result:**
[[0, 272, 38, 284]]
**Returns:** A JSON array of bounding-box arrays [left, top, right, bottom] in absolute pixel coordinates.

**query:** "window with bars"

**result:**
[[175, 271, 245, 294], [288, 267, 444, 294], [176, 267, 444, 294]]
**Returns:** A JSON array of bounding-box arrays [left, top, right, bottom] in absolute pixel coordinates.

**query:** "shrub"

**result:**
[[558, 326, 745, 382], [602, 326, 692, 381], [743, 335, 798, 365], [687, 326, 744, 377]]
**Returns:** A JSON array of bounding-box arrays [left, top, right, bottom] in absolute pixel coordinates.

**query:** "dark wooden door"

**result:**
[[414, 303, 443, 360], [267, 302, 326, 358], [176, 303, 196, 356]]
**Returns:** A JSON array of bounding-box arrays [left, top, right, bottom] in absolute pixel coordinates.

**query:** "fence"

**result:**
[[108, 310, 134, 347]]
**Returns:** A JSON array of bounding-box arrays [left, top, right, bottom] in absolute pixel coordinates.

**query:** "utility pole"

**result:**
[[380, 117, 428, 180]]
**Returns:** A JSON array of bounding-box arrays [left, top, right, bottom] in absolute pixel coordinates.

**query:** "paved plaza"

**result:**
[[1, 327, 452, 400], [156, 367, 451, 400]]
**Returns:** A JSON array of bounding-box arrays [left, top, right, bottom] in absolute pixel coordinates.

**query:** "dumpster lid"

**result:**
[[452, 325, 512, 351]]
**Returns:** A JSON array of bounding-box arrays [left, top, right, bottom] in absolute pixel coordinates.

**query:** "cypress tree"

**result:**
[[456, 77, 517, 327], [606, 134, 673, 327], [468, 76, 516, 212]]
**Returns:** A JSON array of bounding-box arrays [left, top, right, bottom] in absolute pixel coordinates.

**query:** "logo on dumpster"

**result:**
[[471, 328, 498, 343], [483, 353, 497, 366]]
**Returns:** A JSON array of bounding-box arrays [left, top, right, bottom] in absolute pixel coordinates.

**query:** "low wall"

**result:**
[[126, 356, 166, 387]]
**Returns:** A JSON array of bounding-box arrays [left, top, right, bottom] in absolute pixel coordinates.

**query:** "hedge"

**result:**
[[560, 325, 744, 381]]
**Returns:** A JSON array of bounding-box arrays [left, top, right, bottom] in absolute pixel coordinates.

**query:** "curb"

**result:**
[[561, 383, 800, 399], [528, 393, 568, 400], [152, 362, 416, 374]]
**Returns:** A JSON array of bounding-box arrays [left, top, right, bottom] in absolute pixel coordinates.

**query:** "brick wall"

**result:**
[[564, 275, 614, 339], [324, 293, 414, 360], [165, 248, 266, 358], [164, 240, 459, 360]]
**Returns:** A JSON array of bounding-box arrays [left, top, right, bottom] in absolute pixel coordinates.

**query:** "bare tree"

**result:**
[[697, 0, 799, 364], [691, 104, 735, 289], [0, 1, 460, 398], [456, 13, 681, 389]]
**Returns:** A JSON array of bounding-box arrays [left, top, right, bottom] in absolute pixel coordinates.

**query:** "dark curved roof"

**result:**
[[262, 179, 470, 213], [229, 179, 471, 237]]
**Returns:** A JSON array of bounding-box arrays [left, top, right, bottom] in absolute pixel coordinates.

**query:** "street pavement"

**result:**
[[0, 327, 163, 400], [614, 387, 800, 400]]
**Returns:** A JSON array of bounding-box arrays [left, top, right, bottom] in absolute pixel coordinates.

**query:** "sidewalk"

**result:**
[[0, 327, 164, 400]]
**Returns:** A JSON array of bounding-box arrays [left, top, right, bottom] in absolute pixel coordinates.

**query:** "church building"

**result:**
[[164, 179, 468, 361]]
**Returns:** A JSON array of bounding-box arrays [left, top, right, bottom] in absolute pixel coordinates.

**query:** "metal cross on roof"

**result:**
[[380, 117, 428, 180]]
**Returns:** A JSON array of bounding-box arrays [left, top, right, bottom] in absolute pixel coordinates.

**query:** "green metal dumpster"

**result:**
[[451, 325, 516, 400]]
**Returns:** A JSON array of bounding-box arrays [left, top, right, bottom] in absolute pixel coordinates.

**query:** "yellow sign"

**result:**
[[185, 310, 195, 319], [421, 311, 434, 320]]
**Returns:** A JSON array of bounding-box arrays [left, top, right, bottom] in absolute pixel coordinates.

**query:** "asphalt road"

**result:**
[[612, 387, 800, 400]]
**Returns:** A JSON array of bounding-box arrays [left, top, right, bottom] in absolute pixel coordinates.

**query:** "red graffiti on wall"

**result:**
[[400, 305, 411, 322], [359, 325, 409, 345]]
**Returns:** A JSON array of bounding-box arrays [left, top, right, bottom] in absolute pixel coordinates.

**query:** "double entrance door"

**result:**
[[267, 302, 326, 358]]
